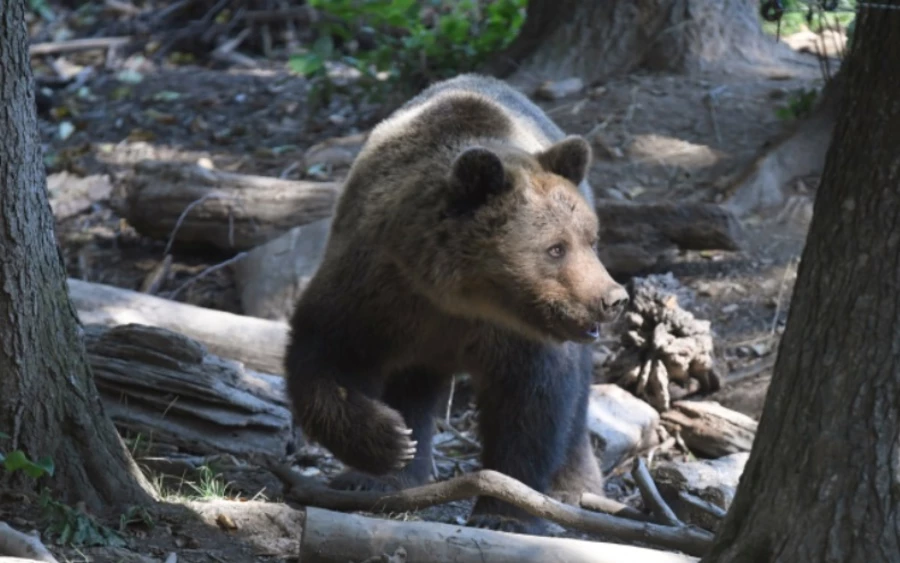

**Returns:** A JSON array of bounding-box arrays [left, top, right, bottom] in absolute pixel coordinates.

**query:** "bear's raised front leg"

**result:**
[[330, 367, 450, 492], [467, 339, 589, 534], [285, 342, 417, 476]]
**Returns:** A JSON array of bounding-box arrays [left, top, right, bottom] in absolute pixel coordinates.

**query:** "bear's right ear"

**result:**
[[448, 146, 510, 211]]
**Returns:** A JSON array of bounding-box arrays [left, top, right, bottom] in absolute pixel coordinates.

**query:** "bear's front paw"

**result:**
[[466, 514, 545, 535], [334, 403, 417, 475]]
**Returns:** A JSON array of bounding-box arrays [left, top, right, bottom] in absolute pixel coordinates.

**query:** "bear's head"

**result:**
[[439, 135, 629, 343]]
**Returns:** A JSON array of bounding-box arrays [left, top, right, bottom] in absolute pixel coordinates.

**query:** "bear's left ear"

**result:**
[[448, 146, 511, 211], [536, 136, 592, 186]]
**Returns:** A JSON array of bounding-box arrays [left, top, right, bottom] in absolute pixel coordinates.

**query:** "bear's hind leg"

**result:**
[[550, 432, 604, 505], [329, 367, 450, 492]]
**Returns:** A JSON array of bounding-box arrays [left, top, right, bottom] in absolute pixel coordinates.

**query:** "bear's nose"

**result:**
[[598, 285, 629, 322]]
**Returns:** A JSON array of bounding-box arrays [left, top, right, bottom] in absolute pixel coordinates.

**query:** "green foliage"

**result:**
[[0, 432, 55, 480], [39, 490, 128, 548], [289, 0, 526, 102], [184, 465, 232, 499], [775, 87, 820, 120], [760, 0, 857, 37]]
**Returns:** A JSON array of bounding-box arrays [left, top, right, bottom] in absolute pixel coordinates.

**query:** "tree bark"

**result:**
[[703, 7, 900, 562], [487, 0, 786, 87], [0, 0, 153, 511]]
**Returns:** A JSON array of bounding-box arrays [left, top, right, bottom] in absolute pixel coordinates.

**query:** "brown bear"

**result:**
[[284, 73, 629, 533]]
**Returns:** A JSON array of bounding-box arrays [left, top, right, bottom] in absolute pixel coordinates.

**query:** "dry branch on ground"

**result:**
[[269, 463, 713, 557]]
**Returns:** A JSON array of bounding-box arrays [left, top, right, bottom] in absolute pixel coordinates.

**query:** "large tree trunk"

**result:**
[[487, 0, 786, 86], [0, 0, 153, 511], [703, 7, 900, 563]]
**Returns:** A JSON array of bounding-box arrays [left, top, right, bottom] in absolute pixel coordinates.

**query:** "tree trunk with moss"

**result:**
[[0, 0, 153, 512], [702, 6, 900, 563], [488, 0, 782, 86]]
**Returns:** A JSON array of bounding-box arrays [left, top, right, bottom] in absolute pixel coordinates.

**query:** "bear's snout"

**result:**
[[596, 284, 629, 323]]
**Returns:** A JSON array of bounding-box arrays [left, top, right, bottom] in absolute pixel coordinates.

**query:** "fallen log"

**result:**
[[302, 506, 699, 563], [68, 278, 289, 375], [84, 323, 292, 457], [269, 464, 713, 557], [660, 401, 757, 458], [112, 160, 340, 251]]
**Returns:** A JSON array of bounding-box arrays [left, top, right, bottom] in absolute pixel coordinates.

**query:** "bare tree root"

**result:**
[[0, 523, 59, 563], [632, 458, 683, 527], [722, 69, 844, 218], [267, 462, 714, 557], [606, 274, 722, 412]]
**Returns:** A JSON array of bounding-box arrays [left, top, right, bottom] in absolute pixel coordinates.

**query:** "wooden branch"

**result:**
[[269, 464, 713, 557], [68, 278, 289, 375], [29, 37, 131, 56], [0, 522, 59, 563], [632, 458, 683, 527], [579, 492, 650, 522], [660, 401, 757, 458], [113, 160, 340, 251], [303, 506, 699, 563]]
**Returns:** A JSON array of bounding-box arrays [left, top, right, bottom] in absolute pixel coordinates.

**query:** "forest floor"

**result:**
[[5, 6, 849, 562]]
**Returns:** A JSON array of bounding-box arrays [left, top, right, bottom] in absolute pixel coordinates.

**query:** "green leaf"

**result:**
[[288, 54, 325, 76], [3, 450, 52, 478], [0, 431, 9, 439]]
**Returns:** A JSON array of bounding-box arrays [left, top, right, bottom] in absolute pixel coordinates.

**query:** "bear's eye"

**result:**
[[547, 243, 566, 259]]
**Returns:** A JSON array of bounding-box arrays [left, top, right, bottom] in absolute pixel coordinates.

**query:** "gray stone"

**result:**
[[587, 384, 661, 472]]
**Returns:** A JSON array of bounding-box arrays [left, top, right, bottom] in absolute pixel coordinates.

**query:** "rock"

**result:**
[[234, 217, 331, 320], [587, 384, 661, 472], [652, 452, 748, 510], [534, 77, 584, 100]]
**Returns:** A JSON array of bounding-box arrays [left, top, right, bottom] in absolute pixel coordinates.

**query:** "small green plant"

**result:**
[[0, 431, 55, 479], [185, 465, 233, 499], [290, 0, 526, 104], [775, 87, 820, 120], [39, 490, 128, 548]]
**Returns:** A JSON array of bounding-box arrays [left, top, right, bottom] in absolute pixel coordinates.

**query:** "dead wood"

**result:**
[[660, 401, 758, 459], [233, 218, 332, 320], [68, 278, 289, 375], [0, 523, 59, 563], [113, 160, 340, 251], [269, 464, 713, 556], [606, 274, 723, 412], [83, 323, 292, 457], [29, 36, 131, 56], [632, 458, 683, 528], [302, 506, 699, 563]]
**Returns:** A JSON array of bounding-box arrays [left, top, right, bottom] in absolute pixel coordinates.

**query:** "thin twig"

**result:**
[[163, 193, 236, 256], [267, 462, 714, 557], [167, 252, 248, 300], [434, 418, 481, 450], [677, 491, 727, 523], [631, 458, 683, 528]]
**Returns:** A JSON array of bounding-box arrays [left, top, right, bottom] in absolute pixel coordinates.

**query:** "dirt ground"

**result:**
[[11, 13, 846, 562]]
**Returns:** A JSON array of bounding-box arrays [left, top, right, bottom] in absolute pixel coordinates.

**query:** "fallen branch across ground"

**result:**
[[29, 36, 131, 56], [268, 463, 713, 557], [302, 506, 699, 563], [632, 458, 683, 527]]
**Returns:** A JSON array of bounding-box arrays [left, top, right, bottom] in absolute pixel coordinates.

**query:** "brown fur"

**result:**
[[285, 74, 628, 533]]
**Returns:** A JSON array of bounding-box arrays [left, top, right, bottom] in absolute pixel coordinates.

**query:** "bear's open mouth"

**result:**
[[550, 317, 601, 343]]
